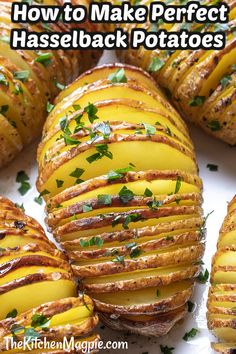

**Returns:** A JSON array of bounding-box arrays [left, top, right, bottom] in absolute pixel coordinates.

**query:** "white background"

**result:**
[[0, 51, 235, 353]]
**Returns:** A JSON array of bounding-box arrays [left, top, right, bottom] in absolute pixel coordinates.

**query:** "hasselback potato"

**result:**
[[0, 0, 101, 168], [0, 196, 98, 352], [37, 63, 204, 337], [109, 0, 236, 145], [207, 195, 236, 353]]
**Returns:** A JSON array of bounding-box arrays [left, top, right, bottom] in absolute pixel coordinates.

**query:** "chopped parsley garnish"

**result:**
[[82, 204, 93, 213], [55, 81, 65, 90], [13, 70, 29, 82], [207, 163, 218, 171], [39, 189, 50, 198], [112, 255, 125, 264], [84, 103, 99, 123], [80, 236, 104, 248], [15, 203, 25, 212], [0, 105, 9, 116], [144, 188, 153, 197], [147, 198, 163, 210], [148, 57, 165, 72], [16, 170, 31, 196], [69, 168, 84, 184], [108, 68, 127, 83], [188, 96, 205, 106], [160, 345, 175, 354], [107, 164, 134, 181], [63, 134, 80, 146], [34, 196, 43, 205], [0, 35, 10, 43], [183, 328, 199, 341], [174, 176, 182, 194], [46, 101, 54, 113], [130, 246, 142, 258], [123, 213, 142, 229], [119, 186, 134, 204], [31, 313, 50, 329], [187, 301, 195, 312], [220, 75, 231, 88], [197, 269, 209, 283], [56, 179, 64, 188], [207, 120, 221, 131], [0, 73, 9, 86], [13, 83, 23, 95], [98, 194, 112, 205], [125, 242, 137, 250], [24, 327, 41, 341], [143, 123, 156, 136], [6, 309, 18, 318], [95, 122, 111, 138], [214, 23, 229, 32], [35, 52, 53, 67], [86, 144, 113, 164]]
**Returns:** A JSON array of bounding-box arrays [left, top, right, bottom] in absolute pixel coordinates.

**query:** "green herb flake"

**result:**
[[0, 73, 9, 86], [6, 309, 18, 319], [35, 52, 53, 67], [188, 96, 205, 106], [197, 269, 209, 283], [187, 301, 195, 312], [147, 198, 163, 210], [143, 123, 156, 136], [47, 101, 54, 113], [174, 176, 182, 194], [123, 213, 142, 230], [84, 103, 99, 123], [148, 57, 165, 72], [130, 246, 142, 258], [24, 327, 41, 341], [69, 168, 84, 179], [34, 196, 43, 205], [207, 120, 221, 132], [98, 194, 112, 205], [39, 189, 50, 198], [16, 171, 31, 196], [0, 105, 9, 116], [55, 81, 65, 90], [112, 255, 125, 264], [144, 188, 153, 197], [108, 68, 127, 84], [15, 203, 25, 212], [87, 144, 113, 164], [160, 345, 175, 354], [183, 328, 199, 341], [13, 70, 29, 82], [119, 186, 134, 204], [107, 164, 134, 182], [82, 204, 93, 213], [56, 179, 64, 188], [207, 163, 218, 172], [220, 75, 231, 88], [80, 236, 104, 248], [31, 313, 50, 329]]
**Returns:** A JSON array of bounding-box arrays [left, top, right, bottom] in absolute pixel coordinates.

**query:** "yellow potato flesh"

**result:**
[[0, 279, 76, 320], [0, 266, 69, 286], [42, 140, 196, 196], [213, 328, 236, 343], [214, 251, 236, 266], [0, 235, 48, 249], [60, 214, 198, 241], [0, 251, 63, 265], [213, 271, 236, 285], [92, 280, 192, 306], [50, 304, 93, 326]]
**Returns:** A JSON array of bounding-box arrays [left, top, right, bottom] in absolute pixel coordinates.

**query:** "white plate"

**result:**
[[0, 52, 235, 354]]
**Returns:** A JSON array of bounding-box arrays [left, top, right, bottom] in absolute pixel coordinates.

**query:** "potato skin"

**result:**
[[207, 195, 236, 350]]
